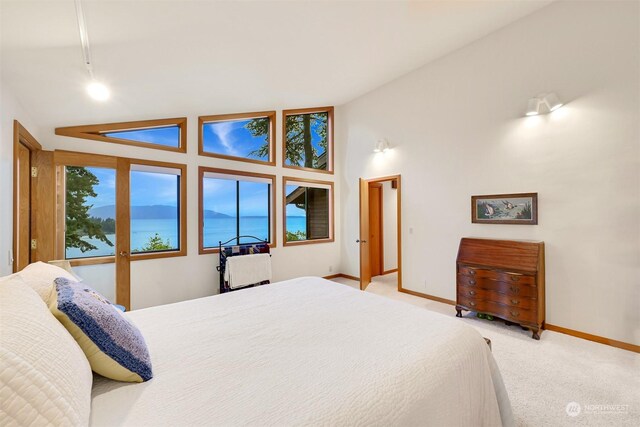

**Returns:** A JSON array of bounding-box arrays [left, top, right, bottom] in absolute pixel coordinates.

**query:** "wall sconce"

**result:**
[[374, 138, 391, 153], [525, 92, 563, 116]]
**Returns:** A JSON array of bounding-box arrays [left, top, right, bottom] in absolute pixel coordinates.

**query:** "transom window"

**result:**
[[199, 111, 276, 165], [283, 107, 333, 173], [55, 117, 187, 153], [199, 167, 276, 253], [283, 177, 334, 245]]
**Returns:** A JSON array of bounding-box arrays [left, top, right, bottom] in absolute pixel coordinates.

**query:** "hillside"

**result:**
[[89, 205, 230, 219]]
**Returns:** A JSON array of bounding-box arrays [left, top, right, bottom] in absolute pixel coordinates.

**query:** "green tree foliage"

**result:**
[[286, 230, 307, 241], [90, 217, 115, 234], [65, 167, 113, 253], [247, 113, 328, 168], [138, 233, 172, 252]]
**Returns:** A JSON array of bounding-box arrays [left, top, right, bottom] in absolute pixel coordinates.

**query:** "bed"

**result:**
[[89, 277, 513, 426]]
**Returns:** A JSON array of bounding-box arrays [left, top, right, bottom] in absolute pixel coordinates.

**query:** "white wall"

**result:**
[[381, 180, 397, 272], [337, 1, 639, 344], [0, 81, 42, 277]]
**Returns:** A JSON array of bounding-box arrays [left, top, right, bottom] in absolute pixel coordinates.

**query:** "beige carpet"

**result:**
[[331, 273, 640, 427]]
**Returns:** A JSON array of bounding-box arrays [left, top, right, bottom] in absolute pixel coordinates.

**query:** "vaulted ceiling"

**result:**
[[1, 0, 553, 130]]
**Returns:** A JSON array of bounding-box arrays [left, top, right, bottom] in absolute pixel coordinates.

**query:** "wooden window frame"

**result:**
[[55, 117, 188, 154], [198, 111, 276, 166], [282, 106, 334, 175], [54, 150, 188, 266], [198, 166, 277, 255], [282, 176, 335, 246]]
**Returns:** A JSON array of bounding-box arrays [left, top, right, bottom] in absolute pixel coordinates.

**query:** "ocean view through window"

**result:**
[[64, 163, 185, 260], [199, 168, 277, 252]]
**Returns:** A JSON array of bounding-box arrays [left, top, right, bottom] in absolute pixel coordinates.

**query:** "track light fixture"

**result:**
[[525, 93, 563, 116], [75, 0, 110, 101]]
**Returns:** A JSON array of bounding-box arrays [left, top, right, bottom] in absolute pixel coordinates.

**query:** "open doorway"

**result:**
[[359, 175, 401, 291]]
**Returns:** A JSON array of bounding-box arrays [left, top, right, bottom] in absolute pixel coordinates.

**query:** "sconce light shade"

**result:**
[[526, 98, 540, 116], [542, 92, 563, 112], [525, 92, 563, 116], [374, 138, 390, 153]]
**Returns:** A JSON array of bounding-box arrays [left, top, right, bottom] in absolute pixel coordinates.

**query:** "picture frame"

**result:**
[[471, 192, 538, 225]]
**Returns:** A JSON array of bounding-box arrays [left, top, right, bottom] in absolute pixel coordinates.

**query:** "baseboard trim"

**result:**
[[545, 323, 639, 354], [381, 268, 398, 275], [326, 274, 639, 354], [323, 273, 360, 281], [398, 288, 456, 306]]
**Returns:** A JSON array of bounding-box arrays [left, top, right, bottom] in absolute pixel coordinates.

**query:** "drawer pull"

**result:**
[[468, 269, 476, 275], [510, 286, 520, 294], [511, 299, 520, 305], [510, 310, 519, 317], [468, 290, 476, 296], [468, 279, 476, 285], [469, 301, 476, 307], [511, 276, 519, 282]]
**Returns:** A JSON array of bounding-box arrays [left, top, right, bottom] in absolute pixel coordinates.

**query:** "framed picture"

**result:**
[[471, 193, 538, 225]]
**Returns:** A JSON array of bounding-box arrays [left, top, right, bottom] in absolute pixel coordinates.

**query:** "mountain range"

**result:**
[[89, 205, 230, 220]]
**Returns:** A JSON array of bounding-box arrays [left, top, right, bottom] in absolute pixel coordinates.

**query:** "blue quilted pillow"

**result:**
[[49, 278, 153, 382]]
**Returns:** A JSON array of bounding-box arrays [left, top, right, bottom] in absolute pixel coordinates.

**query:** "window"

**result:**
[[199, 167, 276, 253], [129, 163, 185, 257], [55, 117, 187, 153], [199, 111, 276, 165], [283, 177, 334, 245], [283, 107, 333, 173], [56, 151, 187, 265], [64, 166, 117, 260]]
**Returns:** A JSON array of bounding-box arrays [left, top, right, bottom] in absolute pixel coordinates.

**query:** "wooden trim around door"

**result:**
[[282, 176, 335, 246], [198, 111, 276, 166], [199, 166, 277, 254], [359, 175, 402, 292], [55, 117, 187, 154], [12, 121, 42, 272], [282, 106, 334, 174]]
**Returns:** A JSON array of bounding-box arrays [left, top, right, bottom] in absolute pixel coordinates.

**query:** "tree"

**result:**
[[138, 233, 172, 252], [286, 230, 307, 241], [65, 167, 113, 253], [247, 113, 328, 168]]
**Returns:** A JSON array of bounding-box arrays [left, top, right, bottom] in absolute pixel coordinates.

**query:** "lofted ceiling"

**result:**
[[1, 0, 554, 131]]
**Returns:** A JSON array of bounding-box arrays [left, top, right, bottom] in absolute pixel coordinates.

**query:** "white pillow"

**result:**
[[16, 261, 77, 304], [0, 275, 92, 426]]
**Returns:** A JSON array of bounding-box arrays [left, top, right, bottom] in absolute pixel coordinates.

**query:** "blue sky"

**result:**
[[203, 178, 269, 216], [202, 118, 268, 160], [105, 126, 180, 148], [83, 167, 179, 208]]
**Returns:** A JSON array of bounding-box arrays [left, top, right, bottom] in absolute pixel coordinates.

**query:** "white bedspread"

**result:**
[[91, 277, 513, 426]]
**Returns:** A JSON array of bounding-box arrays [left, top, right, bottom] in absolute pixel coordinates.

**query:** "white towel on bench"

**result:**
[[224, 253, 272, 289]]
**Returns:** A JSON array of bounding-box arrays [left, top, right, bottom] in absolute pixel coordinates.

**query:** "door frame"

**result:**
[[359, 174, 402, 291], [368, 182, 384, 277], [12, 121, 42, 272]]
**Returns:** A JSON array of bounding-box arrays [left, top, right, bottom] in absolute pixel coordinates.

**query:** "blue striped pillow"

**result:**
[[50, 278, 153, 382]]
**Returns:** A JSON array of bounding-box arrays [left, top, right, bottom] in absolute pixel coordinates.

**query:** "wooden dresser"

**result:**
[[455, 238, 545, 339]]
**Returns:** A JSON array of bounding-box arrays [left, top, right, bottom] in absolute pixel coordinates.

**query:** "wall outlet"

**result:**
[[329, 265, 333, 272]]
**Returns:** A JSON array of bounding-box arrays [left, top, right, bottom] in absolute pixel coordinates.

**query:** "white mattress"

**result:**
[[91, 277, 513, 426]]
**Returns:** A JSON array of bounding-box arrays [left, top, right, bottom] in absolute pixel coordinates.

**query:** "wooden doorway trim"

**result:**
[[12, 121, 42, 272], [368, 182, 384, 277], [359, 175, 402, 291]]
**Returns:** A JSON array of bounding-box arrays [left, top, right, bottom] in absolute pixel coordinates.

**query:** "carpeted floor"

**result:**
[[331, 273, 640, 427]]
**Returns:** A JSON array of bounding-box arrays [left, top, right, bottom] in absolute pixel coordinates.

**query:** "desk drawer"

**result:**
[[456, 298, 538, 323], [457, 286, 537, 309], [458, 266, 536, 286], [457, 274, 538, 298]]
